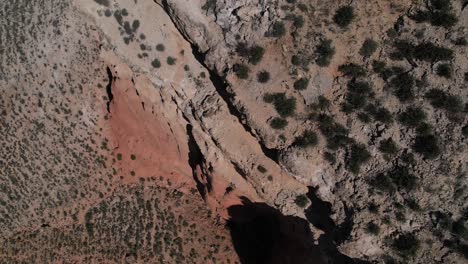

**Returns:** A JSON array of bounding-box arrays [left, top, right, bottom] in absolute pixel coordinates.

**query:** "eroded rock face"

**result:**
[[1, 0, 467, 263]]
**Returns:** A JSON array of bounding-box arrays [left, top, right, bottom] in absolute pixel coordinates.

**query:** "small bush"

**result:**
[[389, 73, 415, 102], [436, 63, 452, 78], [294, 194, 309, 208], [333, 6, 355, 28], [379, 138, 399, 156], [360, 39, 379, 57], [398, 107, 426, 127], [269, 21, 286, 37], [130, 154, 136, 160], [156, 44, 165, 52], [338, 63, 366, 78], [151, 59, 161, 68], [412, 134, 441, 159], [257, 165, 267, 173], [425, 89, 464, 113], [263, 93, 297, 117], [94, 0, 110, 7], [388, 165, 417, 190], [347, 143, 371, 174], [317, 114, 353, 150], [237, 43, 265, 65], [324, 151, 336, 164], [343, 81, 373, 111], [293, 78, 309, 90], [257, 71, 270, 83], [295, 130, 318, 148], [315, 39, 335, 67], [367, 105, 393, 124], [416, 122, 432, 135], [366, 222, 380, 235], [372, 60, 386, 73], [391, 233, 420, 256], [233, 64, 249, 79], [270, 117, 288, 129], [291, 53, 310, 67], [167, 56, 177, 65], [117, 153, 123, 160], [414, 42, 454, 62]]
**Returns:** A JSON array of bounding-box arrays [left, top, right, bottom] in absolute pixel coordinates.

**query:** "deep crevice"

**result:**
[[186, 124, 210, 199], [158, 0, 279, 164], [105, 66, 114, 113]]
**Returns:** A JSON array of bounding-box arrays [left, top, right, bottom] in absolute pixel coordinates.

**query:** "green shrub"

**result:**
[[295, 130, 318, 148], [338, 63, 366, 78], [130, 154, 136, 160], [94, 0, 110, 7], [372, 60, 386, 73], [151, 59, 161, 68], [360, 39, 379, 57], [379, 138, 399, 155], [293, 78, 309, 90], [367, 105, 393, 124], [425, 89, 464, 113], [298, 3, 308, 12], [389, 72, 415, 102], [416, 122, 432, 135], [347, 143, 371, 174], [366, 222, 380, 235], [257, 71, 270, 83], [324, 151, 336, 164], [263, 93, 297, 117], [156, 44, 165, 52], [333, 6, 355, 28], [409, 0, 457, 28], [117, 153, 123, 160], [257, 165, 267, 173], [391, 233, 420, 256], [412, 134, 441, 159], [233, 64, 249, 79], [436, 63, 452, 78], [201, 0, 216, 11], [414, 42, 454, 62], [315, 39, 335, 67], [237, 43, 265, 65], [317, 114, 353, 150], [388, 165, 417, 190], [343, 81, 373, 111], [398, 107, 426, 127], [269, 21, 286, 37], [167, 56, 177, 65], [270, 117, 288, 129], [294, 194, 309, 208], [370, 173, 395, 193]]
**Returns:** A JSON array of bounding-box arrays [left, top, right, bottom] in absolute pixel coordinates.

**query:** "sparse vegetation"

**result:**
[[346, 143, 371, 174], [264, 93, 297, 117], [257, 71, 270, 83], [293, 77, 309, 90], [360, 39, 379, 57], [333, 6, 355, 28], [436, 63, 452, 78], [398, 107, 426, 127], [295, 130, 318, 148], [294, 194, 309, 208], [270, 117, 288, 129], [233, 64, 250, 79], [391, 233, 420, 256], [156, 43, 165, 52], [167, 56, 177, 65], [315, 39, 335, 67]]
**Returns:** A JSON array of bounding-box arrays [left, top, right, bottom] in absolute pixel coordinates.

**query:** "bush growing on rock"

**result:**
[[398, 107, 426, 128], [360, 39, 379, 57], [263, 93, 296, 117], [436, 63, 452, 78], [257, 71, 270, 83], [293, 77, 309, 90], [409, 0, 458, 28], [342, 81, 373, 112], [391, 233, 420, 256], [317, 114, 353, 150], [346, 143, 371, 174], [412, 134, 441, 159], [392, 41, 454, 62], [338, 63, 366, 78], [379, 138, 399, 156], [333, 6, 355, 28], [270, 117, 288, 129], [295, 130, 318, 148], [425, 89, 464, 113], [315, 39, 335, 67], [366, 222, 380, 235], [389, 73, 415, 102], [294, 194, 309, 208], [269, 21, 286, 37], [233, 64, 249, 79]]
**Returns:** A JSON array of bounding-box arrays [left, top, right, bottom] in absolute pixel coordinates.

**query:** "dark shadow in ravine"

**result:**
[[227, 194, 370, 264], [227, 197, 325, 264]]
